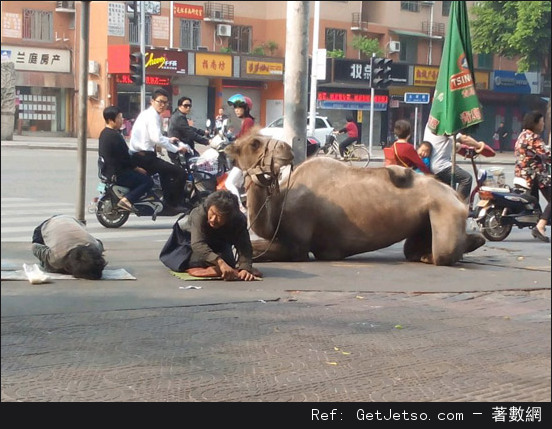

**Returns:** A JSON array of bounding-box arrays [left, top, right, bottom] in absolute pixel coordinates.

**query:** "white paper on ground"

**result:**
[[1, 265, 136, 281]]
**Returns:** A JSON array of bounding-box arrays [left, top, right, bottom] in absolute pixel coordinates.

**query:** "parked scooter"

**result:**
[[90, 145, 219, 228], [472, 152, 550, 241]]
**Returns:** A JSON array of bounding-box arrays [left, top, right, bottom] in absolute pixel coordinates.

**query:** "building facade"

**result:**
[[1, 1, 549, 147]]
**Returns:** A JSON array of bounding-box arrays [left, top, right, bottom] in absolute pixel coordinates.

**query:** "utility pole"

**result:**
[[76, 1, 90, 223], [307, 1, 320, 138], [140, 3, 146, 111], [284, 1, 309, 165], [369, 53, 375, 157]]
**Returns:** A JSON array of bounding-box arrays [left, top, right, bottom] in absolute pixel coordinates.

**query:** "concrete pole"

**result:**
[[76, 1, 90, 223], [369, 53, 375, 157], [307, 1, 320, 138], [284, 1, 309, 165], [140, 4, 146, 111]]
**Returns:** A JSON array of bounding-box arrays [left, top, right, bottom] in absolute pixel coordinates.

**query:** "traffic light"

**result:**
[[370, 57, 393, 89], [129, 51, 143, 85]]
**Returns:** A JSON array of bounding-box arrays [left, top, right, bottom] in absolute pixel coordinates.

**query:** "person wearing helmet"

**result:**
[[227, 94, 255, 138], [224, 94, 257, 214]]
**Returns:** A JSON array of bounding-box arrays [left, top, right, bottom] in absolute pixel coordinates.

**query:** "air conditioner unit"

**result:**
[[216, 24, 231, 37], [87, 81, 99, 98], [88, 60, 100, 75], [389, 41, 401, 53], [213, 10, 223, 19]]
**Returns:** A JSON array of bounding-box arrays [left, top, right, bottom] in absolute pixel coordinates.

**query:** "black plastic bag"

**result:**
[[159, 215, 192, 272]]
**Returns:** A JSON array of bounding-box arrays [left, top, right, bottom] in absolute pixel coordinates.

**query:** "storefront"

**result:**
[[2, 45, 74, 135]]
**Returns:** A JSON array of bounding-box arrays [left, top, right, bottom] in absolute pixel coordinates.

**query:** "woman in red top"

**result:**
[[227, 94, 255, 138], [391, 119, 431, 175], [336, 114, 359, 158]]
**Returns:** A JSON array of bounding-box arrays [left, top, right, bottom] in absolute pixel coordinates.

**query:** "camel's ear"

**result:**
[[250, 137, 263, 152]]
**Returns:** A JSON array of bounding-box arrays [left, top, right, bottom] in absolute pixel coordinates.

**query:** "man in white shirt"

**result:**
[[129, 88, 190, 210], [423, 124, 486, 203]]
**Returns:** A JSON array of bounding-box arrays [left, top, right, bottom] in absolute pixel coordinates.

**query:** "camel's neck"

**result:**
[[246, 181, 279, 239]]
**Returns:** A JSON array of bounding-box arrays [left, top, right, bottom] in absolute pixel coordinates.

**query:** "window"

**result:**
[[179, 19, 201, 49], [399, 37, 418, 64], [401, 1, 420, 12], [129, 16, 152, 45], [442, 1, 452, 16], [22, 9, 53, 41], [477, 53, 493, 69], [229, 26, 251, 53], [325, 28, 346, 52]]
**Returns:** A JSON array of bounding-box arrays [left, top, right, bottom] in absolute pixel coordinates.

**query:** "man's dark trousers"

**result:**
[[131, 151, 186, 207]]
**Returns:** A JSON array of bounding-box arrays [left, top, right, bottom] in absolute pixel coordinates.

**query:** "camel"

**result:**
[[225, 131, 486, 266]]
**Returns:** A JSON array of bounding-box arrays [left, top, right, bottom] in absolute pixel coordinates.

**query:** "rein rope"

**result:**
[[241, 138, 293, 260]]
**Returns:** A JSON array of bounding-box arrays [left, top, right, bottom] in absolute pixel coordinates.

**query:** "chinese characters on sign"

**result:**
[[173, 3, 204, 19], [317, 91, 389, 111], [244, 60, 283, 79], [1, 46, 70, 73], [414, 66, 439, 86], [2, 12, 22, 38], [144, 50, 188, 75], [107, 2, 125, 37], [195, 53, 232, 77], [349, 63, 371, 81]]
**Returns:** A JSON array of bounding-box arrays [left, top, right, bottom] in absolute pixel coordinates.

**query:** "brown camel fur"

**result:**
[[225, 132, 486, 266]]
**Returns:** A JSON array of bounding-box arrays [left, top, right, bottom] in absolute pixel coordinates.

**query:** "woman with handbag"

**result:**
[[160, 190, 262, 281], [390, 120, 432, 174]]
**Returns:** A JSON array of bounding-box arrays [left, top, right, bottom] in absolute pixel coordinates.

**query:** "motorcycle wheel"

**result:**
[[481, 207, 512, 241], [95, 197, 130, 228]]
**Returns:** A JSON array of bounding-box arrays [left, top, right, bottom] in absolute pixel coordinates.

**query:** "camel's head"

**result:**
[[226, 128, 294, 187]]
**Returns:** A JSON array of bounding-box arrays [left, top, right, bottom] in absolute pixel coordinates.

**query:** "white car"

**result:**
[[260, 115, 334, 145]]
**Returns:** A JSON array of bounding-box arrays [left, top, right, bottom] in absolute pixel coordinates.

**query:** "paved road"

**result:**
[[1, 136, 550, 411]]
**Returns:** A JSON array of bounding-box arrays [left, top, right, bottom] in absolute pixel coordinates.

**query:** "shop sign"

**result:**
[[491, 70, 532, 94], [404, 92, 430, 104], [174, 3, 204, 19], [243, 59, 283, 79], [413, 65, 439, 86], [332, 59, 408, 86], [144, 49, 188, 75], [474, 70, 489, 90], [317, 91, 388, 111], [117, 75, 171, 86], [195, 53, 232, 77], [1, 46, 70, 73]]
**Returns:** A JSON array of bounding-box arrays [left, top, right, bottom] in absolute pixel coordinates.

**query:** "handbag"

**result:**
[[159, 214, 192, 272], [393, 143, 410, 168]]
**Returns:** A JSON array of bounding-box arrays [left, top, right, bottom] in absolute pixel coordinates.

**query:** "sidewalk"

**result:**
[[1, 134, 515, 165]]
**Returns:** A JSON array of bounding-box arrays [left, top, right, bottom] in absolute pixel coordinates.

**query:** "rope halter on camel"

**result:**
[[244, 137, 294, 190]]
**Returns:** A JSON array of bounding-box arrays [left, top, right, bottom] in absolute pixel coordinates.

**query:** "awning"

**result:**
[[391, 29, 443, 40]]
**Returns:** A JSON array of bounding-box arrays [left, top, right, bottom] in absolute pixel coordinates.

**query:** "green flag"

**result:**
[[428, 1, 483, 135]]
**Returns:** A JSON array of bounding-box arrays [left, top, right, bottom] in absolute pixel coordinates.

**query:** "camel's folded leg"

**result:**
[[252, 239, 294, 262]]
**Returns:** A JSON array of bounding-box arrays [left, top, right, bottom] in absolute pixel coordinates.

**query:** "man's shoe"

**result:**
[[117, 198, 137, 212]]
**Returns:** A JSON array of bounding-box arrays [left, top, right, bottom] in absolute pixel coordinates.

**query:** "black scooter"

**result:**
[[473, 153, 550, 241], [91, 152, 219, 228]]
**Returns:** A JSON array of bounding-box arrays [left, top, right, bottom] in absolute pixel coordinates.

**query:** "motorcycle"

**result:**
[[90, 143, 220, 228], [471, 152, 550, 241]]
